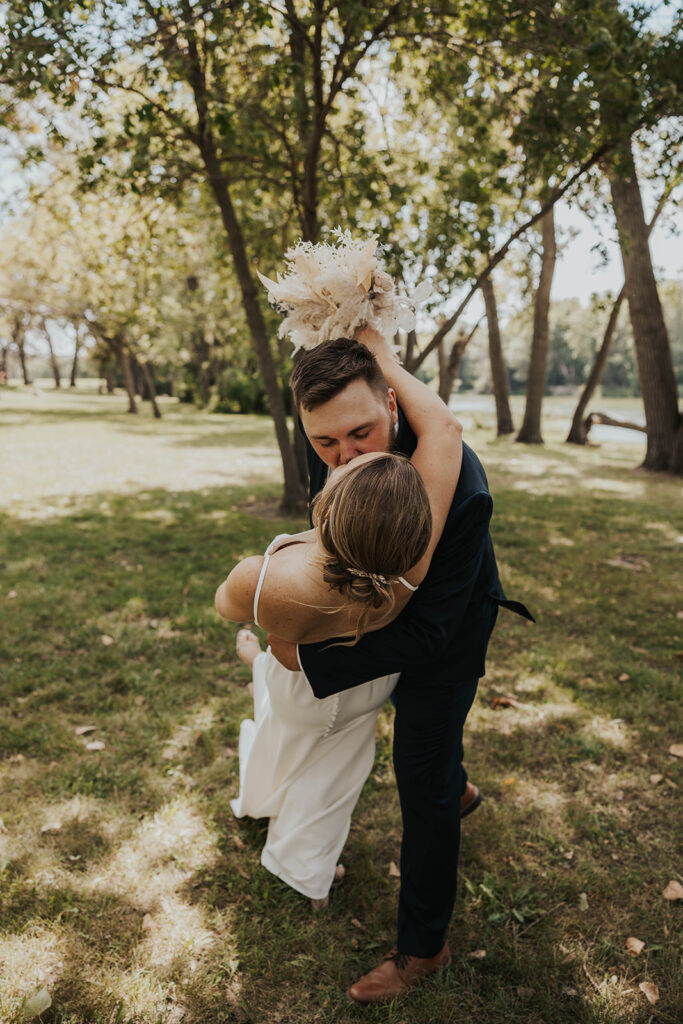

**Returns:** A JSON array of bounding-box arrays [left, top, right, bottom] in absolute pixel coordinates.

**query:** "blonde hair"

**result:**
[[311, 454, 431, 641]]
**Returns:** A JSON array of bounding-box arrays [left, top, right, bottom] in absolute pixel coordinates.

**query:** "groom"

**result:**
[[268, 337, 532, 1004]]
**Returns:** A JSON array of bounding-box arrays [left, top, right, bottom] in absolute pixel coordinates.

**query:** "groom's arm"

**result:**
[[297, 491, 494, 697]]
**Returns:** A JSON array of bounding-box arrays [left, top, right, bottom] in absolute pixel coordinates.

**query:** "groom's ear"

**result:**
[[387, 388, 398, 425]]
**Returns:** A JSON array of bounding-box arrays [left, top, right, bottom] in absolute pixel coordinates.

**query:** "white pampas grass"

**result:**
[[257, 230, 430, 352]]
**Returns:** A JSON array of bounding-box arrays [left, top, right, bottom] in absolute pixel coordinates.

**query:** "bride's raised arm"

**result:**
[[356, 327, 462, 589]]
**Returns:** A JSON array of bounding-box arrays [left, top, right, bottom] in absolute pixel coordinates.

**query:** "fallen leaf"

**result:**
[[7, 590, 17, 599], [161, 748, 175, 760], [578, 892, 589, 912], [491, 695, 523, 710], [649, 773, 663, 784], [625, 937, 645, 955], [223, 746, 236, 758], [142, 913, 156, 932], [388, 861, 401, 878], [233, 835, 245, 850], [153, 668, 162, 678], [668, 743, 683, 758], [664, 777, 679, 789], [618, 673, 630, 682], [638, 981, 659, 1005], [662, 879, 683, 901], [351, 937, 359, 949], [41, 821, 62, 834], [502, 776, 516, 786], [75, 725, 96, 736], [85, 740, 106, 751], [22, 987, 52, 1018], [100, 634, 114, 646], [134, 695, 146, 706], [468, 949, 487, 959], [564, 850, 574, 860], [604, 555, 650, 571], [351, 918, 364, 929], [236, 865, 250, 880]]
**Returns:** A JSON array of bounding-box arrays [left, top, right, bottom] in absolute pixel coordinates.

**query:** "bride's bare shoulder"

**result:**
[[255, 545, 331, 638], [215, 555, 263, 623]]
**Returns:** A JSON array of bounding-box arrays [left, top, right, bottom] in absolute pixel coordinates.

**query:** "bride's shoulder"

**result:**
[[215, 555, 264, 623]]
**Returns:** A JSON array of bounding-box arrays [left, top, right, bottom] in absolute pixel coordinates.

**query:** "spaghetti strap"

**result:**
[[397, 576, 418, 592], [253, 533, 291, 627]]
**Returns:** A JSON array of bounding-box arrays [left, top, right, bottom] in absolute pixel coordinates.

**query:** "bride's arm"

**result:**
[[215, 556, 262, 623], [357, 327, 462, 588]]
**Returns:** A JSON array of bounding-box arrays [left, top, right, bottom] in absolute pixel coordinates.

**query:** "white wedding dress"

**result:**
[[230, 534, 402, 900]]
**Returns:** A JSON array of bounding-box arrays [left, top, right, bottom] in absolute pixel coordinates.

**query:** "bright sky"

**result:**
[[552, 196, 682, 303]]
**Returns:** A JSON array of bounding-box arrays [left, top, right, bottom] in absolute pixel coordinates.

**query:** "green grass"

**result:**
[[1, 384, 681, 1024]]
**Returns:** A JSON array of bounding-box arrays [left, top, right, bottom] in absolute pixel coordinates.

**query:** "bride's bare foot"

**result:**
[[236, 629, 262, 669], [310, 864, 345, 911]]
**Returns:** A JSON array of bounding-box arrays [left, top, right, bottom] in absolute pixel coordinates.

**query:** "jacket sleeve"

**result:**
[[298, 491, 493, 696]]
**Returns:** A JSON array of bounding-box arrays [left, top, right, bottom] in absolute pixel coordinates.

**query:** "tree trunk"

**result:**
[[567, 177, 672, 445], [13, 316, 31, 385], [566, 285, 626, 444], [183, 24, 306, 512], [404, 329, 417, 369], [141, 361, 162, 419], [70, 328, 81, 387], [481, 273, 514, 436], [608, 140, 681, 473], [517, 206, 557, 444], [438, 323, 481, 405], [112, 336, 138, 414], [43, 320, 61, 388]]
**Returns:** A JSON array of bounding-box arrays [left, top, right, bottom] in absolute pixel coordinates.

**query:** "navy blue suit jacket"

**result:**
[[298, 408, 532, 698]]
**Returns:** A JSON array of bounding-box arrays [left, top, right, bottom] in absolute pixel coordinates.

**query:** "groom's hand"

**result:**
[[267, 634, 301, 672]]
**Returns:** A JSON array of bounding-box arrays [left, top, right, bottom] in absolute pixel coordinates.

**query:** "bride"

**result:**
[[215, 257, 462, 910]]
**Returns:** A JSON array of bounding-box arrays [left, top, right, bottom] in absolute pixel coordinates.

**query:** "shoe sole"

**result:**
[[461, 789, 483, 818]]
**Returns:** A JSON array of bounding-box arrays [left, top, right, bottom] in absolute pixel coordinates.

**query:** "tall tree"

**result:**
[[516, 206, 557, 444], [481, 273, 514, 436], [608, 140, 682, 472]]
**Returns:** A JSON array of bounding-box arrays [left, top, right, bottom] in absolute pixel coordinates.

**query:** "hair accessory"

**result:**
[[345, 566, 393, 586], [257, 229, 431, 352]]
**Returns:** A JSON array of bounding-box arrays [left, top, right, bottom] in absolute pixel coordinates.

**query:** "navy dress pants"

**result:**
[[393, 674, 479, 957]]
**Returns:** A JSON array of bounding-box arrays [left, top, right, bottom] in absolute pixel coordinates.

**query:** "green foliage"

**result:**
[[213, 365, 268, 415]]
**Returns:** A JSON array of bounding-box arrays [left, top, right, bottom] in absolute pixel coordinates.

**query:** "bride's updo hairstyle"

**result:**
[[311, 453, 431, 640]]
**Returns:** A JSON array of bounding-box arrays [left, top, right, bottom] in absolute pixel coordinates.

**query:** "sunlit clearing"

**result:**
[[0, 928, 67, 1019], [133, 508, 177, 524], [579, 476, 647, 498]]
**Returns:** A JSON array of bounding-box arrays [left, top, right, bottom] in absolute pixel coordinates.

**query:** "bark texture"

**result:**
[[566, 286, 626, 444], [482, 273, 514, 436], [517, 207, 557, 444], [609, 141, 681, 473]]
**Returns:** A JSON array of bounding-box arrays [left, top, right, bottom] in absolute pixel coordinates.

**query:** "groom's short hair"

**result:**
[[290, 338, 389, 412]]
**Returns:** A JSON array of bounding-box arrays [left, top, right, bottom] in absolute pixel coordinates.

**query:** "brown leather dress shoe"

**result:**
[[460, 781, 482, 818], [347, 943, 451, 1004]]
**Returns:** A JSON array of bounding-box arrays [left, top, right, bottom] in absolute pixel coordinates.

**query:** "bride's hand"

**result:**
[[355, 326, 396, 364]]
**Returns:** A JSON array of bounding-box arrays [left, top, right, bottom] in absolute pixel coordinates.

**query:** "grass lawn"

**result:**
[[1, 384, 681, 1024]]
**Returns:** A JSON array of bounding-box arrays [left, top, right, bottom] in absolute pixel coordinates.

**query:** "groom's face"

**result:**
[[301, 379, 398, 469]]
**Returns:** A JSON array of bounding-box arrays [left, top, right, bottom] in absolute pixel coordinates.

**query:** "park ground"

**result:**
[[1, 383, 681, 1024]]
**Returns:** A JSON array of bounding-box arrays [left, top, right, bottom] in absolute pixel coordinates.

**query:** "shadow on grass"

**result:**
[[1, 479, 681, 1024]]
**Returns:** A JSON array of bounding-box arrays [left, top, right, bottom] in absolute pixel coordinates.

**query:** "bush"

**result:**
[[213, 366, 268, 414]]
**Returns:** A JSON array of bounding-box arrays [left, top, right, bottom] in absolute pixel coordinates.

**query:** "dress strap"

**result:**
[[253, 533, 291, 627], [397, 576, 418, 592]]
